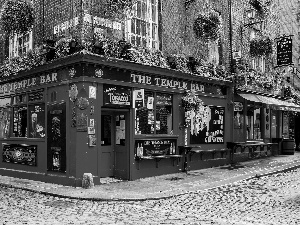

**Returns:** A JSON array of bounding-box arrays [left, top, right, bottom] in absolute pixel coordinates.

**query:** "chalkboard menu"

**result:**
[[135, 139, 176, 156], [277, 36, 293, 66], [190, 106, 225, 144]]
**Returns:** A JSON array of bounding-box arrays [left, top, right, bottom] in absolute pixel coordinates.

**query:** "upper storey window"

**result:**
[[9, 31, 33, 58], [125, 0, 159, 49]]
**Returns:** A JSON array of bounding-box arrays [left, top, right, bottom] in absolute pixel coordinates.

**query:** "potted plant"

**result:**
[[0, 0, 34, 35]]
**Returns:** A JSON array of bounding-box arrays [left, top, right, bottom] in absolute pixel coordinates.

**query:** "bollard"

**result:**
[[82, 173, 94, 189]]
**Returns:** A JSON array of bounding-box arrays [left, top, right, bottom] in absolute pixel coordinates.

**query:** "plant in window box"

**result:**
[[193, 11, 222, 41], [167, 54, 189, 73], [181, 90, 204, 126], [0, 0, 34, 35], [103, 0, 136, 19]]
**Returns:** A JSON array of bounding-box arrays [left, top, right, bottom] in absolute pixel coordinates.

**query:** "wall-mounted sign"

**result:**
[[133, 89, 144, 108], [103, 84, 131, 107], [89, 86, 96, 99], [135, 139, 176, 156], [190, 106, 225, 144], [234, 102, 243, 111], [277, 36, 293, 66], [0, 73, 59, 95], [3, 144, 37, 166]]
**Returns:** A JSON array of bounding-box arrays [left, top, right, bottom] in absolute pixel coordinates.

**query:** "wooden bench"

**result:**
[[227, 142, 275, 162], [178, 146, 230, 172], [135, 154, 183, 168]]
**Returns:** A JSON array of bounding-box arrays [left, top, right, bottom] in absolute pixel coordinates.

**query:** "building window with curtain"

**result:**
[[125, 0, 159, 49]]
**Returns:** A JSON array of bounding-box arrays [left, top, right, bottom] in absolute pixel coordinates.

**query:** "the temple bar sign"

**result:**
[[130, 73, 222, 94], [0, 73, 58, 94]]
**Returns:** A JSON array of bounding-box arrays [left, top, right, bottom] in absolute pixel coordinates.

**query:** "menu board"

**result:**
[[190, 106, 225, 144]]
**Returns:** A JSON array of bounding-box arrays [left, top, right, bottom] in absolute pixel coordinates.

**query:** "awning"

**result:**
[[238, 93, 300, 112]]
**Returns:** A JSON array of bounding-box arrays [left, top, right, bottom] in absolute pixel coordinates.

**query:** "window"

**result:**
[[135, 91, 173, 135], [125, 0, 159, 49], [0, 104, 11, 139], [246, 103, 262, 140], [9, 31, 33, 58], [251, 56, 265, 72], [8, 91, 45, 138]]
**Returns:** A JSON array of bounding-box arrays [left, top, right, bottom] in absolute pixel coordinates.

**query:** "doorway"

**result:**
[[99, 109, 129, 180]]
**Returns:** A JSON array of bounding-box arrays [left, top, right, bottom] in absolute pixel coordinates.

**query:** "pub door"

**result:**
[[100, 109, 129, 180]]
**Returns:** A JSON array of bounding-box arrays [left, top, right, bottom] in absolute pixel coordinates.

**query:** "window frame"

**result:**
[[125, 0, 159, 49], [135, 90, 174, 136], [0, 90, 46, 139], [9, 31, 33, 59]]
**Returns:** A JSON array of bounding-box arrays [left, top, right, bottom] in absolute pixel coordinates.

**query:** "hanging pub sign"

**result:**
[[277, 36, 293, 66], [103, 84, 131, 107], [234, 102, 243, 111]]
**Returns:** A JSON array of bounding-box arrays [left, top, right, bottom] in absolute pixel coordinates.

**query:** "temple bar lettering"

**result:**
[[0, 73, 59, 94]]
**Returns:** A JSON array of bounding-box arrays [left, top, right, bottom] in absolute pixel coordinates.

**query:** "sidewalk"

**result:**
[[1, 152, 300, 201]]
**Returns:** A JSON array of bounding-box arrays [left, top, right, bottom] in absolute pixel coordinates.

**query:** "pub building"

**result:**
[[230, 89, 300, 158], [0, 52, 233, 186]]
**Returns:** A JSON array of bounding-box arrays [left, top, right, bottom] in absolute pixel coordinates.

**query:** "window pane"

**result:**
[[135, 91, 154, 134], [136, 19, 141, 35], [131, 19, 136, 34], [0, 108, 11, 138], [137, 1, 141, 18], [101, 115, 111, 145], [156, 93, 173, 134], [13, 106, 27, 137], [142, 1, 147, 20], [152, 5, 156, 22], [136, 36, 141, 46], [28, 104, 45, 138], [141, 21, 146, 36]]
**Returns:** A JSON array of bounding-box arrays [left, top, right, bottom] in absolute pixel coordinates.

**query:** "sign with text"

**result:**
[[0, 73, 59, 95], [3, 144, 37, 166], [135, 139, 176, 156], [277, 36, 293, 66], [103, 84, 132, 107], [190, 106, 225, 144]]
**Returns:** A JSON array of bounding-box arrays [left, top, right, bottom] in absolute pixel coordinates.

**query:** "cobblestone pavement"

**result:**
[[1, 167, 300, 224]]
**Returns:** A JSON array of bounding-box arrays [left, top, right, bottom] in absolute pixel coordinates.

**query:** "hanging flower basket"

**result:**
[[193, 11, 222, 41], [182, 90, 204, 112], [249, 37, 273, 57], [103, 0, 136, 19], [0, 0, 35, 35]]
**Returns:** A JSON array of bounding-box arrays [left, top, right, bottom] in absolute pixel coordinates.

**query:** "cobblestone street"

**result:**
[[1, 167, 300, 225]]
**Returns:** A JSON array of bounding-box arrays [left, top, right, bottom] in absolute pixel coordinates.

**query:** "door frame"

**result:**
[[99, 108, 130, 179]]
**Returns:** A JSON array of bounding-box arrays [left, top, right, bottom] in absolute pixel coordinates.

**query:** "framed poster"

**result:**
[[190, 106, 225, 144]]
